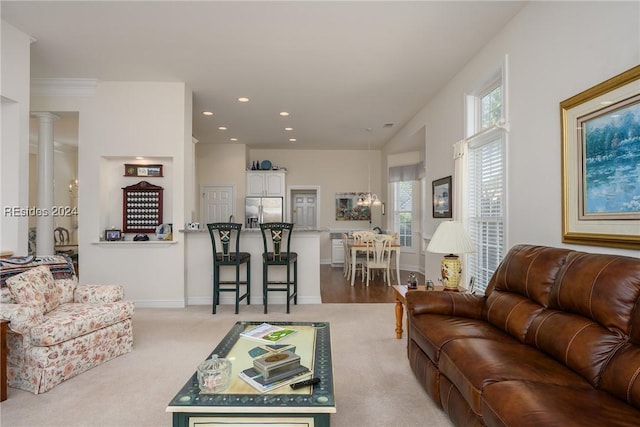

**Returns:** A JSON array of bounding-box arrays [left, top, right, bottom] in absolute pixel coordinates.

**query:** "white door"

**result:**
[[202, 185, 234, 223], [292, 193, 316, 229]]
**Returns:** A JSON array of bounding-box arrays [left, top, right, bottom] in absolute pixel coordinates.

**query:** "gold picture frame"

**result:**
[[561, 65, 640, 249]]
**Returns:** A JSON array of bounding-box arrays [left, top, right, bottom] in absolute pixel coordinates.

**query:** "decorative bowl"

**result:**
[[197, 355, 232, 393]]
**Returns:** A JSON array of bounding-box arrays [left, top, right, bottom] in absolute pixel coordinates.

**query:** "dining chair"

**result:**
[[206, 222, 251, 314], [54, 227, 71, 245], [351, 230, 375, 242], [259, 222, 297, 314], [364, 234, 394, 287], [54, 227, 79, 276], [343, 233, 365, 284]]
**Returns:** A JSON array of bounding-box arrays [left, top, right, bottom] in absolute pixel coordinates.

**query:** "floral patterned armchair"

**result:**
[[0, 255, 134, 394]]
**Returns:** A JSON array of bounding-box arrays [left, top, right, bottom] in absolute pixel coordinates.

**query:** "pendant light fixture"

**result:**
[[357, 128, 382, 207]]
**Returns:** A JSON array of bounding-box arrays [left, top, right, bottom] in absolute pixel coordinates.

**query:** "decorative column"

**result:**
[[32, 112, 59, 255]]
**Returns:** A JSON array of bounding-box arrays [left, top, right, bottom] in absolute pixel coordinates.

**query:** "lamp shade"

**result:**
[[427, 221, 475, 255]]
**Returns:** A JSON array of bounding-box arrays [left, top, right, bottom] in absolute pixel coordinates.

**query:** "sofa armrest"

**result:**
[[1, 303, 45, 335], [74, 284, 124, 303], [406, 290, 485, 320], [0, 303, 18, 322]]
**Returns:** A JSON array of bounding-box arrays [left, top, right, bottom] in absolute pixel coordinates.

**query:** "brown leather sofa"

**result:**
[[407, 244, 640, 426]]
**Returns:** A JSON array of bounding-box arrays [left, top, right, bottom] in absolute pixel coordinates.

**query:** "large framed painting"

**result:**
[[561, 65, 640, 249], [335, 192, 370, 221]]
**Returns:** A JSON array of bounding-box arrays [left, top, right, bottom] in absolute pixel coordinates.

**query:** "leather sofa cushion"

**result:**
[[28, 301, 135, 346], [482, 245, 572, 343], [486, 245, 572, 307], [439, 337, 591, 416], [482, 380, 640, 427], [550, 251, 640, 335], [600, 342, 640, 409], [525, 308, 627, 387], [410, 313, 511, 362]]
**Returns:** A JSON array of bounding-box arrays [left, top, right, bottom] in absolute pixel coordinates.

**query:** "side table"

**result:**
[[1, 320, 8, 401], [392, 285, 427, 339]]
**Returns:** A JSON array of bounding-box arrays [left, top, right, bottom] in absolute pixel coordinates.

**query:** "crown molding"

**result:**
[[31, 78, 97, 98]]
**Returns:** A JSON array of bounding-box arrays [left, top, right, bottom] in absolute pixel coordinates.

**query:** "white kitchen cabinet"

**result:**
[[246, 171, 286, 197], [331, 238, 345, 266]]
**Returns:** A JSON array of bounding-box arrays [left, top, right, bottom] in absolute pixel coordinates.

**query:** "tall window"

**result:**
[[467, 133, 505, 292], [464, 63, 507, 293], [393, 181, 413, 248]]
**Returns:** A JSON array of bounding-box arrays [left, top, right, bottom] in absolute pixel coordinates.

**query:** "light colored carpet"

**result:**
[[0, 303, 454, 427]]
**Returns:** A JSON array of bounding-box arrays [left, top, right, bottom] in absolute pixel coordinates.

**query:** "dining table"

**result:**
[[348, 239, 401, 287]]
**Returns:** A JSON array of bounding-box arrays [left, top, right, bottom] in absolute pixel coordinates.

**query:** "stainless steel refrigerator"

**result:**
[[245, 197, 283, 228]]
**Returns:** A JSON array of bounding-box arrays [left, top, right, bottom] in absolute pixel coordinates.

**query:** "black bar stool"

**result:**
[[259, 222, 297, 314], [206, 223, 250, 314]]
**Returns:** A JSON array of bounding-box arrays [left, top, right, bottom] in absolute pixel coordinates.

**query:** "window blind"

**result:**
[[467, 130, 506, 293], [388, 162, 424, 183]]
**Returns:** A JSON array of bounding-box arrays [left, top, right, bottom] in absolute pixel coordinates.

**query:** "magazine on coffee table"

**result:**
[[240, 323, 298, 344], [239, 365, 311, 393]]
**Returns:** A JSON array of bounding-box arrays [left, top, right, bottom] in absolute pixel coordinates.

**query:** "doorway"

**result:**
[[289, 186, 319, 229], [201, 184, 235, 223]]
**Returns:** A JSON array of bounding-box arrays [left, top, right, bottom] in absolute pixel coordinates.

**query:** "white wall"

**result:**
[[1, 21, 31, 255], [32, 81, 193, 307], [385, 1, 640, 278]]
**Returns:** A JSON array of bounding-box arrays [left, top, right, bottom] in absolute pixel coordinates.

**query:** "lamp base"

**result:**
[[440, 254, 462, 291]]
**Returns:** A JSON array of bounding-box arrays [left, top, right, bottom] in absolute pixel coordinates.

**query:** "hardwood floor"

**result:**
[[319, 264, 426, 303]]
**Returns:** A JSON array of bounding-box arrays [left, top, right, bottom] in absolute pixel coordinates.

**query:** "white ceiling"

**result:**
[[3, 1, 527, 150]]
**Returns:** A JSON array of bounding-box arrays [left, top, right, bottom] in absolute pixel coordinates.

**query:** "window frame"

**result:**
[[463, 56, 509, 294], [391, 180, 414, 251]]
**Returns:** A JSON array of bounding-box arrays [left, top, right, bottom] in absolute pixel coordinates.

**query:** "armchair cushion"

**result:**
[[6, 265, 61, 313], [28, 300, 135, 346], [74, 284, 124, 304]]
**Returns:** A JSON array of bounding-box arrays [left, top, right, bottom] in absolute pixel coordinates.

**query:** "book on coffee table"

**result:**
[[239, 365, 311, 393], [240, 322, 297, 344]]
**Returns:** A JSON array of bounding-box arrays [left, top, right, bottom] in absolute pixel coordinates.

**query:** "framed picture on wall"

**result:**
[[335, 192, 371, 221], [124, 164, 163, 177], [432, 176, 452, 218], [561, 65, 640, 249]]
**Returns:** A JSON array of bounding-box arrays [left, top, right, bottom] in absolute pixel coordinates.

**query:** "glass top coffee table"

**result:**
[[166, 320, 335, 427]]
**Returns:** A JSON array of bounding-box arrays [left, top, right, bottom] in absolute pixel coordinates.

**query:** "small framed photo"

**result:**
[[104, 229, 122, 241], [432, 176, 452, 218], [124, 164, 163, 177]]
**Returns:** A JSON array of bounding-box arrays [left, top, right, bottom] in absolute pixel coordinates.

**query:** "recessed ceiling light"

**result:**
[[238, 97, 250, 102], [285, 127, 293, 131], [600, 101, 614, 106], [135, 156, 145, 160], [230, 138, 238, 142], [280, 112, 290, 117], [218, 126, 227, 131], [202, 111, 213, 116], [289, 138, 297, 142]]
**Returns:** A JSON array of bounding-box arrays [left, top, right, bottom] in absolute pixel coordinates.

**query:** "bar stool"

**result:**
[[206, 223, 250, 314], [259, 222, 297, 314]]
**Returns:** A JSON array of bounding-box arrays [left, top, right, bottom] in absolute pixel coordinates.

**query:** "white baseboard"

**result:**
[[132, 299, 186, 308], [187, 295, 321, 305]]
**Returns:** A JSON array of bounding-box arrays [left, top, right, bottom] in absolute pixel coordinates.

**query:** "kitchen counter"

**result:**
[[183, 229, 321, 306]]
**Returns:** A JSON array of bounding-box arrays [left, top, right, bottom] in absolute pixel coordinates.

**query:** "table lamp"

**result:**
[[426, 221, 476, 291]]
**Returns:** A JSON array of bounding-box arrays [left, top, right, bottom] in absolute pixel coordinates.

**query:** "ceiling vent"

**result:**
[[383, 123, 394, 128]]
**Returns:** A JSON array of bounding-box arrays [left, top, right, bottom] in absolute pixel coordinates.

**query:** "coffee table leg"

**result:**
[[394, 296, 403, 339]]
